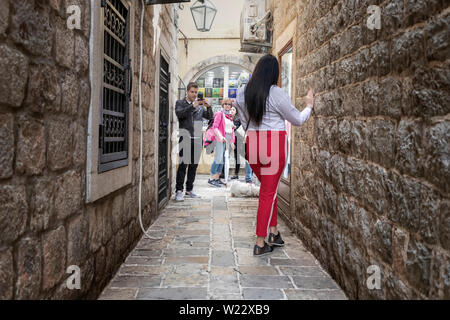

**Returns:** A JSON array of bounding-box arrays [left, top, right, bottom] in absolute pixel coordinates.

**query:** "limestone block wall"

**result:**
[[0, 0, 176, 299], [271, 0, 449, 299]]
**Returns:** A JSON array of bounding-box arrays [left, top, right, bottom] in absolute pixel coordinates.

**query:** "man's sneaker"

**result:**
[[208, 179, 221, 187], [185, 191, 201, 199], [268, 231, 285, 247], [175, 190, 184, 202], [253, 242, 274, 256], [215, 179, 226, 186], [231, 175, 239, 180]]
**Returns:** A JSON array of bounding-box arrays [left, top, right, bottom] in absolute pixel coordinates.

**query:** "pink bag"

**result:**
[[204, 126, 216, 146]]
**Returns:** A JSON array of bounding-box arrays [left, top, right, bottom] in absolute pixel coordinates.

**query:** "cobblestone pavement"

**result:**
[[99, 175, 347, 300]]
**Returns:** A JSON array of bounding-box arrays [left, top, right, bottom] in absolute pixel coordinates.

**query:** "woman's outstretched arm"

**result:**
[[275, 87, 315, 126]]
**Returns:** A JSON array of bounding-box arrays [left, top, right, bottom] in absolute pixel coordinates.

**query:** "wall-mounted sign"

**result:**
[[228, 89, 237, 98], [213, 78, 221, 88], [229, 79, 237, 88], [212, 88, 221, 98]]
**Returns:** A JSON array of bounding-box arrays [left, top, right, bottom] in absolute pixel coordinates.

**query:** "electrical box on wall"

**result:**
[[240, 0, 273, 54]]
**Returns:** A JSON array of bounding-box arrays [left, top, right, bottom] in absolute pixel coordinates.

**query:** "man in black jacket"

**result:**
[[175, 82, 213, 201]]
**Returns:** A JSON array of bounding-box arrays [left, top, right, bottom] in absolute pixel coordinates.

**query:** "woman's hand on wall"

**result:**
[[306, 88, 315, 108]]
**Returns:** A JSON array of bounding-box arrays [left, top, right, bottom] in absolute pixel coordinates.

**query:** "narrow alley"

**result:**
[[0, 0, 449, 302], [99, 175, 347, 300]]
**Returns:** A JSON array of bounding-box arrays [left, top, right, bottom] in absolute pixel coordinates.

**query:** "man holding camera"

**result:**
[[175, 82, 213, 201]]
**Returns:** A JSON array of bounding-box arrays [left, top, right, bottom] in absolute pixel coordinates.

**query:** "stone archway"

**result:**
[[178, 55, 255, 175], [182, 55, 256, 85]]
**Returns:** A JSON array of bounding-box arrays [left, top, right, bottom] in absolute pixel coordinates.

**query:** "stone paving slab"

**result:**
[[278, 266, 328, 277], [211, 241, 233, 251], [124, 256, 163, 266], [167, 241, 210, 249], [137, 288, 208, 300], [109, 275, 162, 288], [270, 257, 317, 267], [209, 293, 243, 300], [210, 266, 237, 276], [238, 266, 279, 275], [163, 248, 210, 256], [175, 235, 211, 243], [163, 273, 209, 287], [236, 247, 288, 259], [284, 289, 347, 300], [173, 264, 209, 275], [243, 288, 285, 300], [99, 288, 138, 300], [240, 275, 295, 289], [211, 250, 235, 267], [164, 256, 209, 265], [237, 255, 271, 266], [119, 265, 172, 276], [209, 275, 240, 295], [99, 175, 347, 300], [130, 249, 163, 257], [291, 276, 340, 290]]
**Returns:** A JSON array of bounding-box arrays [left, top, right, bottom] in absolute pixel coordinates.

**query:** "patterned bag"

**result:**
[[204, 120, 216, 154]]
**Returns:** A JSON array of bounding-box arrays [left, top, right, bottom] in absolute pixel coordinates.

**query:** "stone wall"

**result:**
[[270, 0, 449, 299], [0, 0, 176, 299]]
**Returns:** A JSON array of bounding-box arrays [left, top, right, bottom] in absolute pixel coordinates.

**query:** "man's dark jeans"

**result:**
[[176, 136, 203, 192]]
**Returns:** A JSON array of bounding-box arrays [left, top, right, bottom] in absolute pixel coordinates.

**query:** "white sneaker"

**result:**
[[175, 190, 184, 202]]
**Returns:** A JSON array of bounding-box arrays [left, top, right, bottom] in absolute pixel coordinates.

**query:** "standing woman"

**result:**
[[208, 99, 235, 187], [218, 105, 241, 180], [234, 54, 315, 256], [230, 106, 242, 180]]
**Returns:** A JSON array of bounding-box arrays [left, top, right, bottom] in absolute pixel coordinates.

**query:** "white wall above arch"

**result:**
[[181, 55, 256, 86]]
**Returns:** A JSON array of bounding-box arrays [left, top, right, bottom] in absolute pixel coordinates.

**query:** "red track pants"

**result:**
[[246, 131, 288, 237]]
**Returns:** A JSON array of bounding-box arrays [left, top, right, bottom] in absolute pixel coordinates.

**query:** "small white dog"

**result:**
[[230, 181, 260, 198]]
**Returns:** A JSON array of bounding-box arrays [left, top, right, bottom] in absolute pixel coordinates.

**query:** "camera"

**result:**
[[197, 92, 204, 105]]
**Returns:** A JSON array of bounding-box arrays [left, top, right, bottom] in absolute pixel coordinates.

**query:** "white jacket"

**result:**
[[235, 85, 312, 131]]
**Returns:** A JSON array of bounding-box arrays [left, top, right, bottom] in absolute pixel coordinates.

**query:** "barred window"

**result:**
[[99, 0, 132, 173]]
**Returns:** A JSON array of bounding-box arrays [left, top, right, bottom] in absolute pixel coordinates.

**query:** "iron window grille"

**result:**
[[158, 55, 170, 205], [99, 0, 132, 173]]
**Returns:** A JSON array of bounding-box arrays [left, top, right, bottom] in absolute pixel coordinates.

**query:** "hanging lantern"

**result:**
[[190, 0, 217, 32]]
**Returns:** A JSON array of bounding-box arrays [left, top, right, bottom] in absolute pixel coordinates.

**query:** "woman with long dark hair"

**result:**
[[234, 54, 315, 256]]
